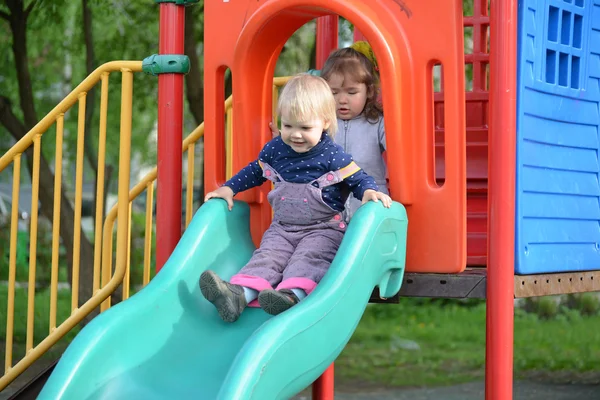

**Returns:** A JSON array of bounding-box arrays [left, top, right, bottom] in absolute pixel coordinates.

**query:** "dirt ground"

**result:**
[[294, 381, 599, 400], [294, 373, 600, 400]]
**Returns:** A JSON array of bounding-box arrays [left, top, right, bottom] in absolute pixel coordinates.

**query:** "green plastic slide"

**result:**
[[39, 199, 408, 399]]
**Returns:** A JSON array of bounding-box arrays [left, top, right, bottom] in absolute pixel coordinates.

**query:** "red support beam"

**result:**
[[313, 15, 338, 400], [486, 0, 517, 398], [315, 16, 338, 69], [156, 3, 186, 272], [312, 363, 335, 400], [353, 27, 366, 42]]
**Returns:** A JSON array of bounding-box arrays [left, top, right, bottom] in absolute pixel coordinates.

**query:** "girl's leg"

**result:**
[[279, 227, 344, 290], [258, 228, 343, 315], [230, 223, 297, 293], [200, 224, 297, 322]]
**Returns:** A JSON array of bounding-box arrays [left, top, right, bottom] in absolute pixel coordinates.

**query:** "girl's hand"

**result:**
[[361, 189, 392, 208], [205, 186, 235, 210], [269, 121, 280, 138]]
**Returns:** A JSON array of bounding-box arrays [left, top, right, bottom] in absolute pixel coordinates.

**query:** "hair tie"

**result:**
[[350, 41, 379, 73]]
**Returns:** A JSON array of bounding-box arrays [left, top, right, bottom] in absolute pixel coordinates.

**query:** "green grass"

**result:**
[[0, 286, 79, 364], [1, 290, 599, 388], [336, 300, 600, 387]]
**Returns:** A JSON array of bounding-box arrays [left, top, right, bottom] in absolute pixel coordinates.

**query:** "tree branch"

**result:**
[[0, 10, 10, 20], [4, 0, 96, 316], [6, 0, 38, 130], [0, 95, 28, 140], [24, 0, 38, 18]]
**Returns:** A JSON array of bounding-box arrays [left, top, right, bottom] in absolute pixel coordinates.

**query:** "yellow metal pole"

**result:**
[[49, 116, 64, 333], [5, 155, 21, 373], [186, 143, 195, 228], [93, 73, 110, 295], [71, 94, 87, 312], [226, 108, 233, 180], [100, 216, 114, 312], [123, 202, 132, 301], [272, 83, 279, 132], [143, 182, 154, 286], [114, 68, 134, 303], [26, 135, 42, 352], [182, 121, 204, 149], [272, 77, 290, 87]]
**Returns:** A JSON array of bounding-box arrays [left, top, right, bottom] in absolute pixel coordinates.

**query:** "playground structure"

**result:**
[[0, 0, 599, 399]]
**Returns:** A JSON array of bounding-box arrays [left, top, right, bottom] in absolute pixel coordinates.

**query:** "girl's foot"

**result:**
[[199, 270, 247, 322], [258, 289, 300, 316]]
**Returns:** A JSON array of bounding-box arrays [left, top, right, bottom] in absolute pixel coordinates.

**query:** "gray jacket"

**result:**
[[334, 115, 388, 219]]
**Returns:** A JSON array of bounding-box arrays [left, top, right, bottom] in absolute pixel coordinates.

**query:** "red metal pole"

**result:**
[[312, 363, 335, 400], [486, 0, 516, 398], [312, 15, 338, 400], [313, 18, 338, 400], [353, 27, 366, 42], [315, 16, 338, 69], [156, 3, 185, 272]]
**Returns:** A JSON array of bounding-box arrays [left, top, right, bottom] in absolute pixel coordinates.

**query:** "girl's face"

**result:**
[[280, 113, 330, 153], [327, 73, 368, 120]]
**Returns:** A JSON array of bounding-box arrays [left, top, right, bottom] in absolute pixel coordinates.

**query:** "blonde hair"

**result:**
[[277, 74, 338, 137]]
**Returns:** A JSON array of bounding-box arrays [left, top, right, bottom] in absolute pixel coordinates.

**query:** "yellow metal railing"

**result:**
[[0, 72, 291, 390], [98, 120, 206, 311], [0, 61, 141, 390]]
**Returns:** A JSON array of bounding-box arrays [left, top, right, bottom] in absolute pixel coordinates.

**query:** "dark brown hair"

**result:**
[[321, 48, 383, 123]]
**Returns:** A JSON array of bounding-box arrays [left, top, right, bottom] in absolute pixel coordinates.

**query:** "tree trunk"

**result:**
[[81, 0, 112, 225], [184, 5, 204, 126], [0, 97, 95, 308]]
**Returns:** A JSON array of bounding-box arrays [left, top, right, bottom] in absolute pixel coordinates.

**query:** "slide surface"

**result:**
[[39, 200, 408, 400]]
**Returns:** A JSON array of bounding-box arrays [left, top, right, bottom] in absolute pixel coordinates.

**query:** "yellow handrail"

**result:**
[[0, 61, 142, 173], [0, 61, 141, 390], [5, 154, 21, 374], [49, 115, 64, 333]]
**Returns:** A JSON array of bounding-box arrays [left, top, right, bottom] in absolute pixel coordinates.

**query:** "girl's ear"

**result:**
[[323, 120, 331, 131]]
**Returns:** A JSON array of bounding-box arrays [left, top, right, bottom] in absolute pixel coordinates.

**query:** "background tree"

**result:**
[[0, 0, 160, 307]]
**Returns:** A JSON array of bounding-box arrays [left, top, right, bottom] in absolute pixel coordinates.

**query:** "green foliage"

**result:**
[[522, 295, 600, 320], [0, 219, 68, 284], [105, 206, 157, 290], [523, 297, 561, 319], [337, 299, 600, 387], [4, 293, 599, 389], [275, 22, 316, 76], [564, 294, 600, 316], [0, 286, 78, 346], [128, 209, 157, 286], [0, 0, 161, 188]]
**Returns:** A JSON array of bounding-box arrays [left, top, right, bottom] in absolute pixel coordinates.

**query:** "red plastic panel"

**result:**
[[204, 0, 467, 273], [435, 0, 490, 266]]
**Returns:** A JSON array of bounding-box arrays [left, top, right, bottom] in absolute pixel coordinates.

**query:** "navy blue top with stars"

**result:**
[[224, 133, 379, 212]]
